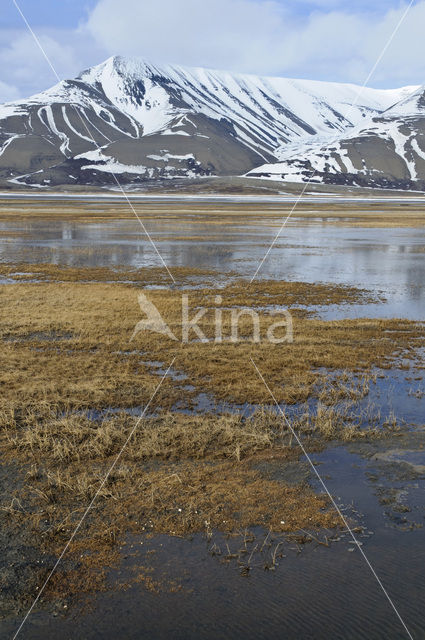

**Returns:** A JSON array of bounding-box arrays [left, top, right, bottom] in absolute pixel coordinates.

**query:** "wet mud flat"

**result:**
[[0, 206, 424, 638]]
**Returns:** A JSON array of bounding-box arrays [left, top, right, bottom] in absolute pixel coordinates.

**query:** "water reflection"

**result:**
[[0, 217, 424, 319]]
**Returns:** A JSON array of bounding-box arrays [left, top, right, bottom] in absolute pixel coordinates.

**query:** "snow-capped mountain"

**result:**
[[0, 55, 422, 189], [248, 86, 425, 190]]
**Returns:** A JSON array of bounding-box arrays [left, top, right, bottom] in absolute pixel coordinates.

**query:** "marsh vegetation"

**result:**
[[0, 259, 423, 613]]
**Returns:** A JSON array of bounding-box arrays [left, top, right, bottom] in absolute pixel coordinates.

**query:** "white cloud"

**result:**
[[84, 0, 425, 86], [0, 27, 105, 101], [0, 80, 21, 103], [83, 0, 288, 72], [0, 0, 424, 103], [0, 30, 79, 94]]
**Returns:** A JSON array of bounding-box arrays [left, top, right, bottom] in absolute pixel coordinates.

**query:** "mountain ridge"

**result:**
[[0, 55, 423, 190]]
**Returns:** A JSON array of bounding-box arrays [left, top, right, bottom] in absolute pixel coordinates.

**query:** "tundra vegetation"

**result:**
[[0, 260, 423, 612], [1, 198, 425, 227]]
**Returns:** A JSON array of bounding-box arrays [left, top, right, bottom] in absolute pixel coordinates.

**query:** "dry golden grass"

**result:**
[[5, 409, 285, 463], [0, 262, 217, 287], [0, 198, 424, 227], [0, 262, 421, 606], [1, 405, 341, 604], [0, 267, 422, 411]]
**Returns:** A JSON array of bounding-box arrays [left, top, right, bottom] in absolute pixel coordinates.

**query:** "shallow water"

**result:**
[[1, 216, 425, 319], [3, 438, 424, 640], [1, 207, 424, 638]]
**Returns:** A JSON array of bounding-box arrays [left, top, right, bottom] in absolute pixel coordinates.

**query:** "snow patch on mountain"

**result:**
[[0, 55, 423, 189]]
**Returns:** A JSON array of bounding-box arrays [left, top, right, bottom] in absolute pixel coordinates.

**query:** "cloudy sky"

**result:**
[[1, 0, 423, 102]]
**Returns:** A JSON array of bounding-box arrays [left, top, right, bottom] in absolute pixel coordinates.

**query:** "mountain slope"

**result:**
[[0, 55, 421, 188], [248, 87, 425, 190]]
